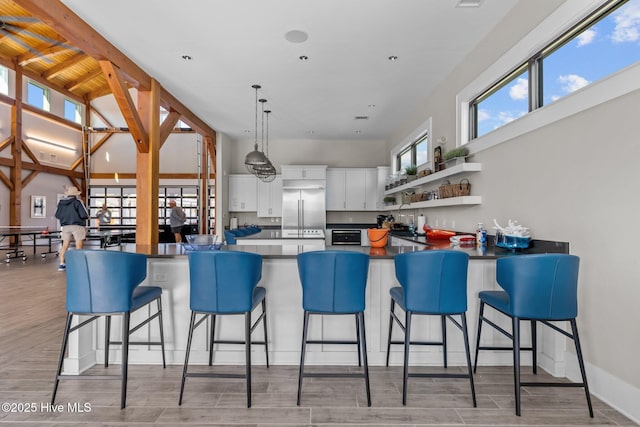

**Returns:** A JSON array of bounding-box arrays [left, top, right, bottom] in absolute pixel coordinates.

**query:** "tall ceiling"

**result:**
[[3, 0, 523, 141]]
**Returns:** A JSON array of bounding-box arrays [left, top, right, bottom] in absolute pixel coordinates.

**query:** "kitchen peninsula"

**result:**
[[63, 237, 570, 381]]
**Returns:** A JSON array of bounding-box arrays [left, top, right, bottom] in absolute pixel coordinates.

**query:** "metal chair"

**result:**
[[179, 250, 268, 408], [51, 250, 166, 409], [386, 250, 476, 406], [296, 250, 371, 406], [473, 254, 593, 417]]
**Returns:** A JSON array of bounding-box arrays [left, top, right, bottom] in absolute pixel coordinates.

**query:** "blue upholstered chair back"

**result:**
[[497, 254, 580, 320], [224, 230, 237, 244], [188, 251, 262, 313], [394, 250, 469, 314], [297, 250, 370, 313], [66, 250, 147, 314]]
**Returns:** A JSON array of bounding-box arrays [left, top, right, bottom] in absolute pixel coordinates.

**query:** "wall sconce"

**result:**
[[26, 136, 77, 152]]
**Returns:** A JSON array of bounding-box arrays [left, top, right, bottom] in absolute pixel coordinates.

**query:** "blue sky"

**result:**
[[477, 0, 640, 137]]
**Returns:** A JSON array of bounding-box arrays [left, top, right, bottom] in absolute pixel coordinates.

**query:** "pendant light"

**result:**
[[244, 84, 268, 173], [253, 101, 276, 182]]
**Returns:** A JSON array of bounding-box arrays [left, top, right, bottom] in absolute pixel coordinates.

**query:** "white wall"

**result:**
[[387, 0, 640, 421]]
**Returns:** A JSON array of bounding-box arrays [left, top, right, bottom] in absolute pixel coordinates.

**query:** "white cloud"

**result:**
[[611, 3, 640, 43], [477, 109, 490, 123], [558, 74, 590, 93], [577, 28, 597, 46], [509, 77, 528, 100]]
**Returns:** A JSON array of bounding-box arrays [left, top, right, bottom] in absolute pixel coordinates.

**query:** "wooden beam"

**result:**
[[18, 43, 70, 67], [21, 161, 84, 178], [21, 139, 40, 164], [0, 157, 13, 167], [99, 60, 149, 152], [70, 131, 113, 171], [14, 0, 151, 90], [159, 111, 180, 148], [160, 86, 217, 137], [89, 172, 215, 180], [200, 136, 209, 234], [0, 136, 15, 152], [0, 169, 12, 190], [89, 105, 113, 129], [20, 65, 85, 104], [0, 92, 16, 106], [22, 103, 83, 131], [42, 52, 86, 80], [65, 68, 102, 92], [21, 170, 39, 188], [10, 67, 23, 226]]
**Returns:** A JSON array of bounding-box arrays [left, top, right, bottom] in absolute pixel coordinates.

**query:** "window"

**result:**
[[27, 81, 50, 111], [469, 0, 640, 141], [0, 66, 8, 95], [64, 99, 82, 124], [396, 132, 429, 171]]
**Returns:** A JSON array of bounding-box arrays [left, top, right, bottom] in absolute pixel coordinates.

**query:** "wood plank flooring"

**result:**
[[0, 255, 637, 426]]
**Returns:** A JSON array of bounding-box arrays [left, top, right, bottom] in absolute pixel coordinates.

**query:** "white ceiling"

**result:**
[[61, 0, 520, 141]]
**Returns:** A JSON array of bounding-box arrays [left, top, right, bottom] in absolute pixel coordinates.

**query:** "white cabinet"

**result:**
[[281, 165, 326, 180], [257, 175, 282, 217], [228, 174, 257, 212], [326, 167, 380, 211]]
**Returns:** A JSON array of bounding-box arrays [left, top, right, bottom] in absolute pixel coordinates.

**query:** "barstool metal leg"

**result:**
[[120, 312, 130, 410], [245, 312, 252, 408], [473, 301, 485, 373], [179, 311, 196, 406], [512, 316, 521, 416], [355, 314, 362, 367], [531, 320, 537, 374], [402, 310, 412, 406], [297, 311, 310, 406], [460, 313, 477, 407], [51, 313, 73, 405], [209, 314, 216, 366], [358, 312, 371, 407], [156, 298, 166, 368], [105, 315, 111, 367], [262, 299, 269, 368], [385, 298, 395, 367], [441, 315, 448, 368], [571, 319, 594, 417]]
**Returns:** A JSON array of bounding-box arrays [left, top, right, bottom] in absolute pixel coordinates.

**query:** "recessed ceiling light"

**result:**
[[388, 55, 398, 61], [181, 55, 193, 60], [285, 30, 309, 43], [244, 130, 252, 133], [308, 130, 314, 134], [355, 130, 362, 134], [299, 55, 308, 61], [368, 104, 376, 108]]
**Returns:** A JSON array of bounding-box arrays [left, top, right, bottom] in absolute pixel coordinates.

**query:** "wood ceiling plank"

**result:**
[[18, 43, 69, 66], [66, 68, 101, 92], [99, 60, 149, 152]]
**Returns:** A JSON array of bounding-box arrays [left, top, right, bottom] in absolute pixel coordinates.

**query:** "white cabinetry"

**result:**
[[326, 167, 381, 211], [281, 165, 326, 180], [229, 174, 257, 212], [257, 175, 282, 217]]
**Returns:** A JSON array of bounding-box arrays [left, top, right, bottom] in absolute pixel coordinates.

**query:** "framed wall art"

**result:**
[[31, 195, 46, 218]]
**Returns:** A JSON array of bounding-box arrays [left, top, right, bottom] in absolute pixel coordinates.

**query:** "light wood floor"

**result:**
[[0, 254, 636, 426]]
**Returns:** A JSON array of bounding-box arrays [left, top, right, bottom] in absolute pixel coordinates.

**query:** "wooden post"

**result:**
[[10, 64, 23, 227], [135, 79, 161, 245], [199, 135, 209, 234]]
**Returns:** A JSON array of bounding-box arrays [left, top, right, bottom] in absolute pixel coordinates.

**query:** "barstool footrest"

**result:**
[[212, 339, 266, 345], [409, 373, 470, 379], [109, 341, 163, 346], [306, 339, 357, 345], [477, 345, 533, 351], [186, 372, 246, 379], [57, 374, 120, 381], [303, 372, 366, 378], [389, 340, 444, 346], [521, 381, 587, 388]]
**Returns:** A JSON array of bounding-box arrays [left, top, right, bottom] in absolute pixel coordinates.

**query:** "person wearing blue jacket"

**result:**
[[54, 186, 89, 271]]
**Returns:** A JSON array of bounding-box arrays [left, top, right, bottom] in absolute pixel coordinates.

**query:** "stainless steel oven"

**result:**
[[331, 229, 362, 245]]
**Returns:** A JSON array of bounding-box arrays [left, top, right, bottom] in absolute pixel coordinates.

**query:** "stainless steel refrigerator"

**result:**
[[281, 179, 326, 238]]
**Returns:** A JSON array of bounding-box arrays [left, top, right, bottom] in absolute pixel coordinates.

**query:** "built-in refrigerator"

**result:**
[[281, 179, 325, 238]]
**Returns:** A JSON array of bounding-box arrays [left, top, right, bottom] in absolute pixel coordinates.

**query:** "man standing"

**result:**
[[169, 199, 187, 243], [96, 203, 112, 228], [55, 186, 89, 271]]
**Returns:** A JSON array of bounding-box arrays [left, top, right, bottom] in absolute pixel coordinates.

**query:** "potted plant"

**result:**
[[405, 165, 418, 182], [383, 196, 396, 206], [442, 147, 469, 168]]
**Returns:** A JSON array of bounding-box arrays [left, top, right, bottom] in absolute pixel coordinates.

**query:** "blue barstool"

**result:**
[[179, 251, 268, 408], [224, 230, 237, 244], [386, 250, 476, 406], [51, 250, 166, 409], [296, 250, 371, 406], [473, 254, 593, 417]]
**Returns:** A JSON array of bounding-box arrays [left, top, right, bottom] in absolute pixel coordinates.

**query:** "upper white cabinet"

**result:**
[[257, 175, 283, 217], [326, 167, 381, 211], [229, 174, 257, 212], [281, 165, 327, 180]]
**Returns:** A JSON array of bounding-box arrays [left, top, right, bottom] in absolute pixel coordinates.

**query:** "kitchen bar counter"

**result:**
[[64, 238, 570, 377]]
